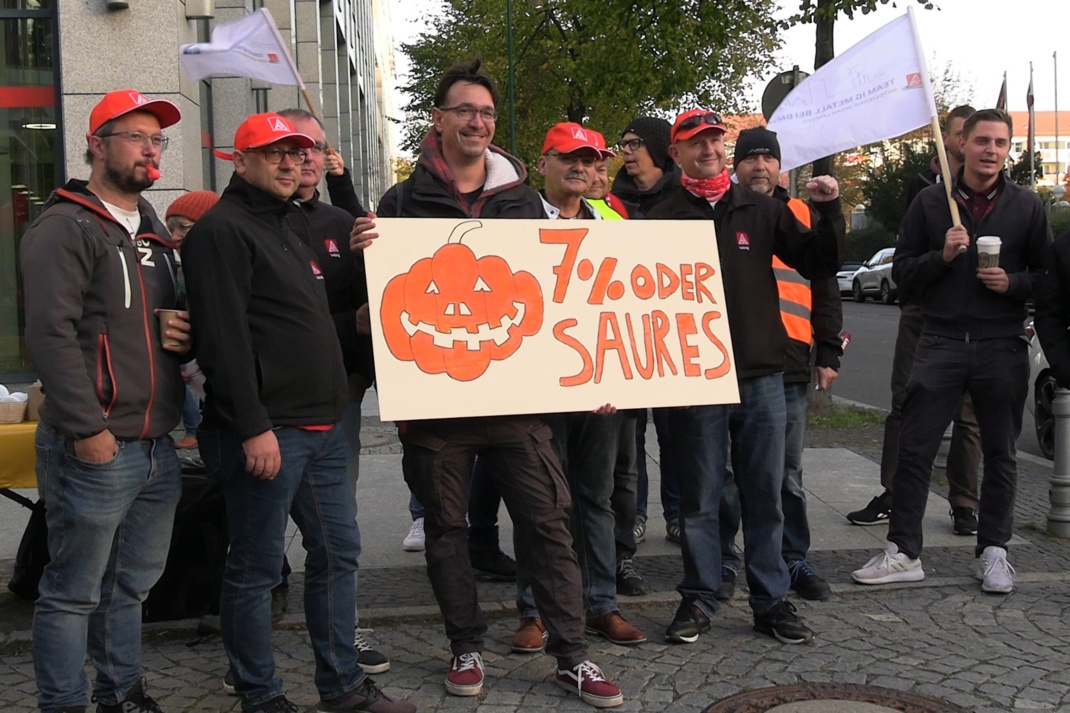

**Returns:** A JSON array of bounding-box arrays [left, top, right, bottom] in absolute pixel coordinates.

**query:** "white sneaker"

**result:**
[[851, 543, 924, 584], [402, 517, 425, 551], [976, 546, 1015, 594]]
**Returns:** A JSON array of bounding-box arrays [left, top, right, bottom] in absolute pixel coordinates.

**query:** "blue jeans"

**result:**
[[636, 407, 680, 522], [33, 420, 182, 712], [670, 374, 789, 616], [202, 425, 364, 706], [720, 380, 811, 568], [181, 385, 202, 437]]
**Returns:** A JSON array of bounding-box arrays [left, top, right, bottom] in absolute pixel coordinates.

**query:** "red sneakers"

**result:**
[[555, 660, 623, 708], [445, 652, 484, 696]]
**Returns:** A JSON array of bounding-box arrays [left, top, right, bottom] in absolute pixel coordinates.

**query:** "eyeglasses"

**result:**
[[99, 131, 169, 151], [675, 112, 724, 135], [304, 143, 327, 156], [439, 104, 498, 123], [545, 151, 597, 167], [618, 138, 644, 153], [256, 147, 307, 164]]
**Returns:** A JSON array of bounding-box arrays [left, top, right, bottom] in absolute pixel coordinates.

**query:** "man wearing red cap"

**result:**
[[351, 59, 623, 708], [647, 109, 844, 646], [21, 89, 189, 713], [182, 113, 414, 713]]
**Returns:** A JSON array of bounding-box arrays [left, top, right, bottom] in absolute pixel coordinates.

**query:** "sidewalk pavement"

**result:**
[[1, 394, 1068, 712]]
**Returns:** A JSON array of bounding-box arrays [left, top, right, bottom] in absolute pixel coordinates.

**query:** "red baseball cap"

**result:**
[[542, 123, 615, 158], [89, 89, 181, 135], [234, 112, 315, 152], [671, 109, 727, 144]]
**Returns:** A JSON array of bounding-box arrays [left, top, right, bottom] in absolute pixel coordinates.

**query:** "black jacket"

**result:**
[[21, 180, 184, 440], [325, 167, 368, 220], [646, 184, 844, 379], [181, 174, 348, 439], [1035, 229, 1070, 388], [611, 164, 682, 215], [893, 172, 1051, 341]]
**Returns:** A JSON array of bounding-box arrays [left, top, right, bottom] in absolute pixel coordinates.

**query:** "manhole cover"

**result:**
[[703, 683, 969, 713]]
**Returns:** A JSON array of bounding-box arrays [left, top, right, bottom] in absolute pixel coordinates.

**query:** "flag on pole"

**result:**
[[179, 8, 303, 88], [1027, 69, 1035, 156], [767, 10, 938, 173], [996, 72, 1007, 111]]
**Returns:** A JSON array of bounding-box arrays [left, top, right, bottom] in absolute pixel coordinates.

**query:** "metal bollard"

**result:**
[[1048, 388, 1070, 537]]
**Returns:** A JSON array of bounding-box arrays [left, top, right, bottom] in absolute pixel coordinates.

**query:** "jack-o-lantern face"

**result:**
[[381, 221, 544, 381]]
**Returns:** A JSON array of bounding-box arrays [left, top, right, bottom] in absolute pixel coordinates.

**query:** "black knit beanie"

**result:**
[[621, 116, 673, 172], [733, 127, 781, 165]]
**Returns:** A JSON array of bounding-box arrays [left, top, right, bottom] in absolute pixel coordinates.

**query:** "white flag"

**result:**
[[179, 8, 303, 87], [767, 9, 937, 173]]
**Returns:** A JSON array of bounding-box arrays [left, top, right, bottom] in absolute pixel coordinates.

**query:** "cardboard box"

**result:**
[[27, 381, 43, 422]]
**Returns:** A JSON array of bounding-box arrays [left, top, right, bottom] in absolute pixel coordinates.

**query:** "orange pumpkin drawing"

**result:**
[[381, 220, 544, 381]]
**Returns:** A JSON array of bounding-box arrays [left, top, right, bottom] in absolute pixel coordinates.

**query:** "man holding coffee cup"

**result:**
[[20, 89, 191, 712], [852, 109, 1052, 595]]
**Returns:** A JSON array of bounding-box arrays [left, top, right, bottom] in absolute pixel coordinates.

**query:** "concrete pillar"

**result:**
[[1048, 388, 1070, 537]]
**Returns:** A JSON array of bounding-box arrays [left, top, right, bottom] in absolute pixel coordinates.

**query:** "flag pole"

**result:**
[[906, 7, 962, 231], [1056, 51, 1061, 188], [260, 8, 333, 149]]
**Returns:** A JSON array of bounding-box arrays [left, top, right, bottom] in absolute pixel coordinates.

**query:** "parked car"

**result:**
[[852, 247, 897, 304], [1026, 321, 1057, 460], [836, 262, 864, 296]]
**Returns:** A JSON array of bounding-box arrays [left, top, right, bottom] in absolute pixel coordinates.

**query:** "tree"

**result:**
[[1008, 152, 1043, 187], [400, 0, 784, 165], [861, 139, 935, 232]]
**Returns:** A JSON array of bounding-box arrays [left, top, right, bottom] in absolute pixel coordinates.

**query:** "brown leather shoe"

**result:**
[[585, 611, 647, 645], [511, 617, 547, 653]]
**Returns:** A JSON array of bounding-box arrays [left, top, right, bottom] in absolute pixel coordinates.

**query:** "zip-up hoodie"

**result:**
[[181, 174, 348, 440], [21, 180, 184, 440], [610, 164, 682, 215]]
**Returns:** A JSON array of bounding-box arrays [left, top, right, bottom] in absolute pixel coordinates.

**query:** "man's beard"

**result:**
[[105, 157, 153, 194]]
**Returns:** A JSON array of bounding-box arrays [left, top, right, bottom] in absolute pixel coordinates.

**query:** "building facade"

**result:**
[[0, 0, 396, 379]]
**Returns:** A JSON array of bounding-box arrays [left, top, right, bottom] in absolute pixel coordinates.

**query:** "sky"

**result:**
[[390, 0, 1069, 119]]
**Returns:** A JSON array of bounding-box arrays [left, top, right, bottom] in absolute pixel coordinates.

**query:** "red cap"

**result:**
[[671, 109, 727, 144], [89, 89, 181, 135], [541, 123, 615, 158], [234, 112, 315, 152]]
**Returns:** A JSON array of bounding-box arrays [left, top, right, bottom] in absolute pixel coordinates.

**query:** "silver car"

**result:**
[[1026, 322, 1057, 460], [852, 247, 897, 304]]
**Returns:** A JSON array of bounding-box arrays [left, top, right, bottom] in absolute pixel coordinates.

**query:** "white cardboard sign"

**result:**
[[364, 218, 740, 421]]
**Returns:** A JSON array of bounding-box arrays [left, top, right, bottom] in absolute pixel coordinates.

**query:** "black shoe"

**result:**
[[616, 558, 648, 596], [951, 507, 978, 536], [247, 696, 299, 713], [354, 629, 391, 674], [95, 680, 163, 713], [469, 548, 517, 581], [665, 598, 711, 644], [847, 491, 891, 525], [271, 586, 289, 624], [714, 567, 736, 601], [222, 667, 237, 696], [788, 560, 832, 601], [665, 517, 682, 544], [317, 676, 417, 713], [753, 600, 814, 644]]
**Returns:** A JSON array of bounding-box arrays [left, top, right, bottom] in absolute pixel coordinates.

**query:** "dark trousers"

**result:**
[[888, 335, 1028, 560], [881, 303, 981, 509], [401, 415, 587, 668], [611, 415, 639, 561], [636, 408, 681, 522]]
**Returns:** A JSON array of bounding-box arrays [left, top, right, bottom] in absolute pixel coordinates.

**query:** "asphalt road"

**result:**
[[832, 298, 1049, 461]]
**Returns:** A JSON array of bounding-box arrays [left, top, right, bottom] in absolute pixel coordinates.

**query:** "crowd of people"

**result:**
[[18, 55, 1064, 713]]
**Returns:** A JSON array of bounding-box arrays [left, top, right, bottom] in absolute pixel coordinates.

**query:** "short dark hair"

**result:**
[[433, 57, 500, 109], [277, 108, 324, 131], [963, 108, 1013, 139], [84, 118, 116, 165], [943, 105, 975, 131]]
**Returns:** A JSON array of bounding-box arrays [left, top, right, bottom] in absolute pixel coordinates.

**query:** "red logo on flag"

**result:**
[[325, 239, 340, 257], [736, 232, 750, 249], [267, 53, 280, 63], [906, 73, 922, 87], [310, 260, 323, 278]]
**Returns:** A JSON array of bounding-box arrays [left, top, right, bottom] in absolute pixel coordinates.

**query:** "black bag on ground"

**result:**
[[7, 498, 49, 600]]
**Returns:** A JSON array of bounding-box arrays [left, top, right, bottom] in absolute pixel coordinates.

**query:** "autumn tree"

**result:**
[[400, 0, 783, 167]]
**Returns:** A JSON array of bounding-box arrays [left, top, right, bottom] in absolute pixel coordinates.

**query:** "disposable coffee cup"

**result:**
[[157, 309, 182, 349], [977, 236, 1001, 269]]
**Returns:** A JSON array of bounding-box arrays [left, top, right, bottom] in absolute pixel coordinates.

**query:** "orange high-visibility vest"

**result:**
[[773, 197, 813, 345]]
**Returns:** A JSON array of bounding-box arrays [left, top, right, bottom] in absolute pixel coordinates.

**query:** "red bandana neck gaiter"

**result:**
[[681, 167, 731, 203]]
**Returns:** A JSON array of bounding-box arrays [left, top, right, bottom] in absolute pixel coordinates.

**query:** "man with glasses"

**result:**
[[351, 59, 623, 708], [611, 116, 680, 213], [22, 89, 189, 713], [646, 109, 844, 646], [182, 112, 415, 713]]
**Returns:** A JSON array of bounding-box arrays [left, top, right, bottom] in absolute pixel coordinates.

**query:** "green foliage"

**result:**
[[399, 0, 783, 165], [1009, 153, 1043, 187], [1051, 210, 1070, 240], [790, 0, 936, 23], [845, 224, 895, 262], [860, 140, 935, 233]]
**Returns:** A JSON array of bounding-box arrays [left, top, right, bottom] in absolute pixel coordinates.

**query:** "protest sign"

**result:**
[[365, 219, 740, 421]]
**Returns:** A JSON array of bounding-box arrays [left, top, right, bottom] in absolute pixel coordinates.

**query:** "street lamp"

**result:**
[[1051, 183, 1068, 214]]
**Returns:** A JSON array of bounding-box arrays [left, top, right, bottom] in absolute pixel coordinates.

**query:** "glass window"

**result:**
[[0, 10, 58, 377]]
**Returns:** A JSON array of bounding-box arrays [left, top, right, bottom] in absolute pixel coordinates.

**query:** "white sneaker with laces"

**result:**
[[402, 517, 425, 552], [976, 546, 1015, 594], [851, 543, 924, 584], [555, 660, 623, 708]]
